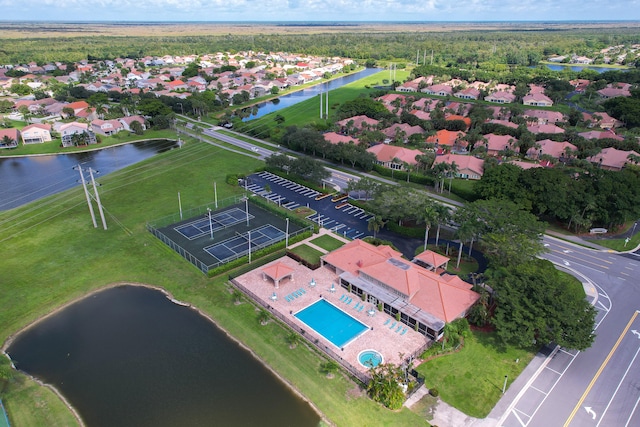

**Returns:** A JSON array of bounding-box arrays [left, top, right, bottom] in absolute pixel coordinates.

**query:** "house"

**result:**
[[426, 130, 467, 150], [483, 133, 518, 156], [453, 87, 481, 100], [321, 239, 480, 339], [119, 115, 147, 132], [484, 91, 516, 104], [323, 132, 359, 145], [0, 128, 20, 148], [486, 119, 519, 129], [366, 144, 423, 170], [58, 122, 97, 147], [21, 123, 52, 144], [445, 114, 472, 130], [522, 93, 553, 107], [336, 115, 379, 132], [423, 83, 453, 97], [587, 112, 623, 129], [523, 109, 564, 125], [91, 119, 124, 136], [432, 154, 484, 180], [62, 101, 90, 117], [381, 123, 424, 143], [526, 124, 565, 135], [526, 139, 577, 160], [587, 147, 640, 171], [578, 130, 625, 142], [397, 76, 433, 93], [508, 160, 543, 170], [598, 85, 631, 99]]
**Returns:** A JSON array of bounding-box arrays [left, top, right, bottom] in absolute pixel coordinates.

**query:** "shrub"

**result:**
[[429, 387, 439, 397]]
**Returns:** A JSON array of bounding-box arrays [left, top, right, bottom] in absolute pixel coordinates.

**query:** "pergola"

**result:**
[[261, 261, 294, 289]]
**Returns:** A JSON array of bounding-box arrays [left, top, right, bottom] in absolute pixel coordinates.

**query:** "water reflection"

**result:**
[[0, 139, 178, 211], [6, 285, 320, 427]]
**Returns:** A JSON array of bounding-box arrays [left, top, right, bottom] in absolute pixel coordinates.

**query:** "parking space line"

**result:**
[[545, 367, 562, 375], [513, 409, 529, 427], [530, 386, 548, 395]]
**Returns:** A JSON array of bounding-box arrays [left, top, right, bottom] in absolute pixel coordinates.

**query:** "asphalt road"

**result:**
[[499, 236, 640, 427]]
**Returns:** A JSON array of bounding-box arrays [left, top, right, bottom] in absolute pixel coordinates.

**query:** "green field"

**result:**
[[309, 234, 346, 252], [0, 138, 426, 426], [289, 244, 325, 265]]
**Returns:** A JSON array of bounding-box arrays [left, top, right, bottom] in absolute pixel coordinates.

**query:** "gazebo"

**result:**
[[412, 250, 450, 272], [261, 261, 295, 289]]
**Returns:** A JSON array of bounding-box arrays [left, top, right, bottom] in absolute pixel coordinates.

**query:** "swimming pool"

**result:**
[[358, 350, 384, 368], [294, 299, 369, 348]]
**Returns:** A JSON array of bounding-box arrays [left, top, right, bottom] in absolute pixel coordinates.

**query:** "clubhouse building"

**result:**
[[321, 239, 480, 340]]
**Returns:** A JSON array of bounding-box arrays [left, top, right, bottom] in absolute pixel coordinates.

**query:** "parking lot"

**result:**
[[245, 171, 374, 240]]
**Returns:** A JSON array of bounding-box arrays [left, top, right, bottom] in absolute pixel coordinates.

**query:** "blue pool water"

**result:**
[[294, 299, 369, 348], [358, 350, 383, 368]]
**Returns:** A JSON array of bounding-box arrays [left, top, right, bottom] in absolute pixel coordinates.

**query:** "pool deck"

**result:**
[[234, 254, 430, 375]]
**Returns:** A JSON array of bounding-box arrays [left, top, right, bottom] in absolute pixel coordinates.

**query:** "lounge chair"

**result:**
[[358, 305, 364, 312], [390, 321, 397, 329], [400, 328, 407, 335], [339, 294, 345, 302], [346, 297, 352, 305], [354, 302, 360, 310], [396, 325, 402, 332], [383, 319, 390, 326], [300, 288, 306, 294]]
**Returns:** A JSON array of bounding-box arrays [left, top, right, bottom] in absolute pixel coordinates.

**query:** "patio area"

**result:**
[[233, 254, 430, 375]]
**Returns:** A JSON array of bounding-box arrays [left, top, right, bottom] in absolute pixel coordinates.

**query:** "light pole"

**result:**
[[502, 375, 508, 394], [207, 207, 213, 239], [285, 218, 289, 248]]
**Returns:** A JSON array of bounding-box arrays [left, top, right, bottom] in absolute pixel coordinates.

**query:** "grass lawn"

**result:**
[[0, 138, 426, 426], [415, 330, 535, 418], [289, 244, 324, 265], [309, 234, 346, 252]]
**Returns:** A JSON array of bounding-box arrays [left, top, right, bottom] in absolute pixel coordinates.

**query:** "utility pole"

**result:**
[[319, 91, 323, 119], [178, 192, 183, 220], [76, 164, 97, 228], [88, 168, 107, 230]]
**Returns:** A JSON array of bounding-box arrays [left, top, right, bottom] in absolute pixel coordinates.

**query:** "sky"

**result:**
[[1, 0, 639, 22]]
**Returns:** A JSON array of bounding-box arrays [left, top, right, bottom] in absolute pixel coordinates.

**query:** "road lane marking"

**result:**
[[596, 342, 640, 427], [563, 311, 639, 427], [550, 250, 611, 269], [531, 386, 548, 395], [625, 394, 640, 427]]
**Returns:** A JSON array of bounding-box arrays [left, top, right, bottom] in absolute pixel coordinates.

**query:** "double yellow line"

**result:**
[[563, 311, 639, 426]]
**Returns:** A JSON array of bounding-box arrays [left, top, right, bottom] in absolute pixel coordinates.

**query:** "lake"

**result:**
[[6, 285, 321, 427], [242, 68, 382, 121], [541, 64, 623, 73], [0, 139, 179, 211]]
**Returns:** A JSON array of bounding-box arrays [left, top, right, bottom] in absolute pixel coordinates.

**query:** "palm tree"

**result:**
[[433, 203, 452, 247], [368, 216, 386, 239], [286, 332, 301, 349], [447, 161, 458, 193], [422, 200, 439, 251], [320, 360, 340, 379], [257, 310, 270, 326]]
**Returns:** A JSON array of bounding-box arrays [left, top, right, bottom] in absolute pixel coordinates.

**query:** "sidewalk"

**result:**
[[545, 230, 616, 251]]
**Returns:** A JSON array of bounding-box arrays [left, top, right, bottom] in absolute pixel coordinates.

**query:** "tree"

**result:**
[[487, 259, 596, 351], [421, 199, 439, 251], [368, 216, 386, 239], [286, 332, 301, 349], [367, 363, 405, 410], [320, 360, 340, 379], [129, 120, 144, 135], [257, 310, 270, 326]]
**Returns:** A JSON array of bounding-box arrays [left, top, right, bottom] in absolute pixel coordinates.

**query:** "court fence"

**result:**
[[146, 195, 313, 275]]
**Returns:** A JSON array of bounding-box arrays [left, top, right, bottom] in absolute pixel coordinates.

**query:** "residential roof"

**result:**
[[323, 132, 358, 145], [432, 154, 485, 176], [527, 139, 577, 159], [366, 144, 423, 165], [587, 147, 640, 170]]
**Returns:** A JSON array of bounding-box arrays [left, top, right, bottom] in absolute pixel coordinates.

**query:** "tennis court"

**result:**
[[174, 207, 254, 240], [204, 224, 286, 262]]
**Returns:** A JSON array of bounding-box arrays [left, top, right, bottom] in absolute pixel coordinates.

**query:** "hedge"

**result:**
[[248, 195, 318, 232], [371, 164, 435, 186], [263, 167, 330, 194]]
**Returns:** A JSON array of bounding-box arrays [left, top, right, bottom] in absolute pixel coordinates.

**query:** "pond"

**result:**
[[6, 285, 321, 427], [540, 64, 624, 73], [0, 139, 178, 211], [241, 68, 382, 121]]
